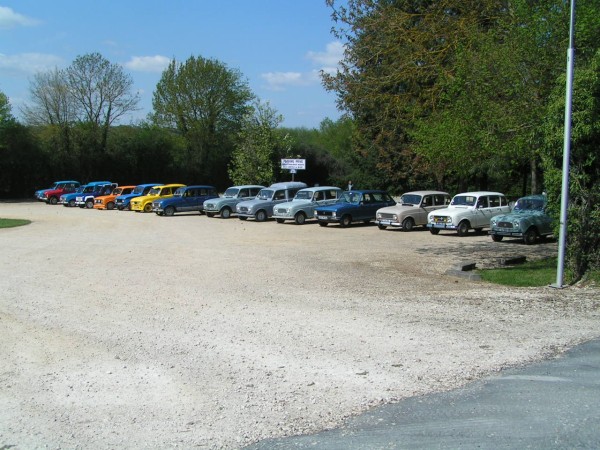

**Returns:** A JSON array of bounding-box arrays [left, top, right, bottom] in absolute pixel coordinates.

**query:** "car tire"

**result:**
[[294, 212, 306, 225], [126, 203, 132, 211], [221, 207, 232, 219], [49, 196, 58, 205], [255, 210, 267, 222], [402, 217, 414, 232], [523, 228, 538, 245], [318, 222, 328, 227], [68, 199, 76, 207], [164, 206, 175, 217], [474, 227, 484, 234], [340, 215, 352, 228], [239, 216, 247, 221], [276, 218, 285, 224], [206, 212, 215, 218], [491, 234, 504, 242], [378, 224, 387, 230], [457, 221, 470, 237], [106, 202, 115, 210], [429, 228, 440, 235], [143, 203, 153, 213], [85, 200, 94, 209]]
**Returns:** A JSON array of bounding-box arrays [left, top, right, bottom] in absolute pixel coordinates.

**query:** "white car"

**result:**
[[272, 186, 342, 225], [375, 190, 451, 231], [427, 191, 511, 236]]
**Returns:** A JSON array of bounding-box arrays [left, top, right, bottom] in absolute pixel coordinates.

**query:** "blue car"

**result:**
[[314, 190, 396, 227], [152, 185, 219, 216], [59, 181, 112, 207], [115, 183, 162, 211]]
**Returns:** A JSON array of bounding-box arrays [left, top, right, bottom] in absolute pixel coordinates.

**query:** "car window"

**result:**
[[422, 195, 432, 207], [499, 195, 508, 206], [274, 190, 286, 200], [324, 190, 339, 200], [249, 188, 261, 196], [287, 189, 299, 199], [238, 189, 248, 197], [488, 195, 500, 207], [373, 193, 386, 202]]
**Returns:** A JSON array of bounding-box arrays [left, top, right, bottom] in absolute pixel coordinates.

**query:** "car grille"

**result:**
[[498, 221, 513, 228], [431, 216, 449, 223], [275, 208, 287, 214], [378, 212, 395, 219], [316, 211, 332, 217], [238, 206, 248, 213], [205, 203, 214, 209]]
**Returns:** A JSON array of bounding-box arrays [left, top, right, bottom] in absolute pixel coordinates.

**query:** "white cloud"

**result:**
[[261, 41, 344, 91], [0, 52, 63, 76], [124, 55, 171, 73], [306, 41, 345, 67], [0, 6, 39, 29]]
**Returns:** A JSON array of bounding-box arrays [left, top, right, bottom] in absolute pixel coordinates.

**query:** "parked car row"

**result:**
[[34, 180, 553, 244]]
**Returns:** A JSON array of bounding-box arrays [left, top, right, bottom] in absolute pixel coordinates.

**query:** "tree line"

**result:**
[[1, 0, 599, 281]]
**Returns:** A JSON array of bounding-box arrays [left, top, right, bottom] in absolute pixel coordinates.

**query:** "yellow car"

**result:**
[[130, 184, 185, 212]]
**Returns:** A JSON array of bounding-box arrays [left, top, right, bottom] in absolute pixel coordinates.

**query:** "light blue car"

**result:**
[[272, 186, 342, 225], [203, 185, 264, 219], [489, 194, 553, 245], [236, 182, 307, 222]]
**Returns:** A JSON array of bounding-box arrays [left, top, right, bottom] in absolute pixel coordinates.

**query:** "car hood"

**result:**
[[238, 198, 273, 208], [377, 204, 419, 214], [493, 210, 546, 222], [315, 202, 353, 212]]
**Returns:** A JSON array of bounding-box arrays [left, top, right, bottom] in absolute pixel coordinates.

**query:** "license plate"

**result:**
[[317, 215, 328, 220]]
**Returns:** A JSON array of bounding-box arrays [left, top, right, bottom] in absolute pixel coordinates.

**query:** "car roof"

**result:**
[[156, 183, 186, 188], [179, 185, 217, 189], [229, 185, 265, 189], [345, 189, 390, 194], [298, 186, 342, 192], [137, 183, 163, 188], [402, 190, 450, 196], [453, 191, 505, 197], [56, 180, 80, 184], [268, 182, 308, 189]]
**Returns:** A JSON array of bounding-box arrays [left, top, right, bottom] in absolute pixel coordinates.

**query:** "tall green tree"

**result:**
[[152, 56, 254, 186], [228, 101, 291, 186]]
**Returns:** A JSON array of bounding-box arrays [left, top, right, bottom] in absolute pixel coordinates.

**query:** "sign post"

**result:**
[[281, 159, 306, 181]]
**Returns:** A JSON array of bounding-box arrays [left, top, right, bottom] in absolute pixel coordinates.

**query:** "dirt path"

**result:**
[[1, 201, 599, 449]]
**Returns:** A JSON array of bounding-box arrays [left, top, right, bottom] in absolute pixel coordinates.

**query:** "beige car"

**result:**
[[375, 190, 451, 231]]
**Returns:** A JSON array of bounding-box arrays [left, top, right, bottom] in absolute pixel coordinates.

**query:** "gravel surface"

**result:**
[[1, 201, 599, 449]]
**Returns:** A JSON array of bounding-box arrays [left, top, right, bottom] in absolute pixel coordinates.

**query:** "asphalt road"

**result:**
[[247, 338, 600, 449]]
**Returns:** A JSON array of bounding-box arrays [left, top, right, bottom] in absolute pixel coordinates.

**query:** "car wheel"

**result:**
[[378, 224, 387, 230], [68, 199, 76, 207], [106, 202, 115, 210], [318, 222, 328, 227], [276, 218, 285, 224], [429, 228, 440, 235], [49, 196, 58, 205], [491, 234, 504, 242], [402, 217, 414, 232], [206, 212, 215, 218], [239, 216, 247, 221], [474, 227, 484, 234], [126, 203, 132, 211], [143, 203, 153, 213], [294, 212, 307, 225], [457, 221, 470, 237], [221, 207, 232, 219], [164, 206, 175, 217], [255, 210, 267, 222], [340, 215, 352, 228], [85, 200, 94, 209], [523, 228, 538, 245]]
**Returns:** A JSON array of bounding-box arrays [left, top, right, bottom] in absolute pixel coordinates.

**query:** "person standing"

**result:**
[[347, 180, 353, 190]]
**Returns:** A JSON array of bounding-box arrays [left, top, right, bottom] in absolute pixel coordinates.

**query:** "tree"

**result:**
[[542, 49, 600, 282], [0, 90, 13, 124], [228, 101, 292, 186], [152, 56, 254, 186]]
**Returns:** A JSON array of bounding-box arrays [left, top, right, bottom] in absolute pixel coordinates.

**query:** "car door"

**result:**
[[416, 195, 434, 225], [360, 193, 381, 220]]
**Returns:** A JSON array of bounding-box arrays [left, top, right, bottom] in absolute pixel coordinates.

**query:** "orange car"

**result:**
[[93, 186, 136, 210]]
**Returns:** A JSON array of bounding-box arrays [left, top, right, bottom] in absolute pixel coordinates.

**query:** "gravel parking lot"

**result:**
[[1, 201, 599, 449]]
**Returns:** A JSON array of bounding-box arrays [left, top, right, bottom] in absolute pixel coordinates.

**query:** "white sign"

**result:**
[[281, 158, 306, 170]]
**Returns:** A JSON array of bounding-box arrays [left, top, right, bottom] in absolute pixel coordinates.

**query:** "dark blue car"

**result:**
[[152, 185, 218, 216], [115, 183, 162, 210], [314, 190, 396, 227]]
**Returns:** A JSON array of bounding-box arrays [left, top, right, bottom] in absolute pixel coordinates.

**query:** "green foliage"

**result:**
[[0, 91, 14, 124], [541, 49, 600, 282], [152, 56, 254, 186], [228, 101, 291, 186]]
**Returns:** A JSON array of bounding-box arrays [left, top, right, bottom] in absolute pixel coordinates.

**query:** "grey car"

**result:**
[[272, 186, 342, 225], [489, 194, 553, 244], [203, 185, 265, 219], [236, 182, 308, 222]]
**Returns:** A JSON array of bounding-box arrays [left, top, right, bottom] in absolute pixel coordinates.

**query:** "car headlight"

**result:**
[[491, 218, 497, 226], [331, 212, 337, 218], [376, 213, 382, 219], [513, 220, 521, 229], [393, 214, 398, 220]]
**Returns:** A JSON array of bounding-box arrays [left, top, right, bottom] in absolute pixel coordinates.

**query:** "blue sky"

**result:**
[[0, 1, 345, 128]]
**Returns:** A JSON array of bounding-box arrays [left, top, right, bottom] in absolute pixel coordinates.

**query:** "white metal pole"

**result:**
[[554, 0, 576, 288]]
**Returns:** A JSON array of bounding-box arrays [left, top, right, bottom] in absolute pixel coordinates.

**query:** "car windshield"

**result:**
[[82, 186, 95, 193], [173, 187, 185, 197], [339, 192, 362, 205], [400, 194, 422, 205], [112, 188, 123, 195], [514, 198, 545, 211], [74, 187, 84, 193], [132, 186, 145, 194], [148, 188, 161, 195], [50, 182, 59, 189], [257, 189, 274, 200], [451, 195, 476, 206], [223, 188, 239, 198], [294, 191, 312, 200]]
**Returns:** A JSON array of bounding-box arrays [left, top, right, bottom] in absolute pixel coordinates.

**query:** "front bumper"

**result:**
[[375, 219, 402, 228], [489, 229, 524, 238], [427, 223, 458, 230]]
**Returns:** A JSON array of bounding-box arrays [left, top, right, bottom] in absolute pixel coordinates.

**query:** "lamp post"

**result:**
[[553, 0, 576, 288]]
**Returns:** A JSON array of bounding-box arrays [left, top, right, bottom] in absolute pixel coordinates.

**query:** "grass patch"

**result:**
[[0, 218, 31, 229], [479, 257, 558, 287]]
